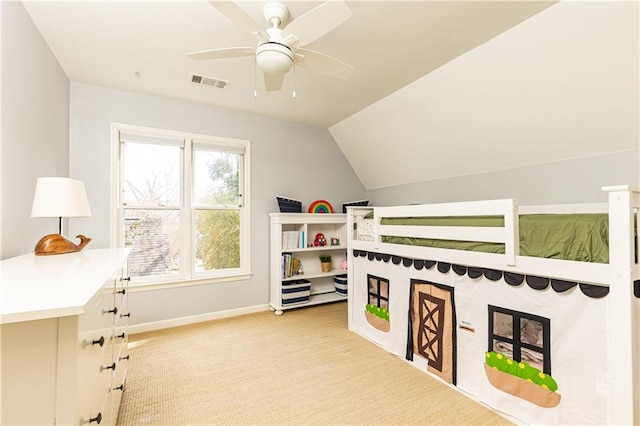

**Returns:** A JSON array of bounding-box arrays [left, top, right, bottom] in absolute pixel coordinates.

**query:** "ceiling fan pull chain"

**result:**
[[254, 57, 258, 98], [292, 62, 296, 98]]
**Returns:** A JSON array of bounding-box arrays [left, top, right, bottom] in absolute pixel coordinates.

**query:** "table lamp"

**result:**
[[31, 177, 92, 255]]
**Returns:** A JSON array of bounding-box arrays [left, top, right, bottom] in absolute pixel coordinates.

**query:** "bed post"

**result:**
[[347, 207, 355, 331], [603, 185, 639, 425]]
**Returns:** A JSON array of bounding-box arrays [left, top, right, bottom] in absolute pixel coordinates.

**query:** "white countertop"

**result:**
[[0, 248, 130, 324]]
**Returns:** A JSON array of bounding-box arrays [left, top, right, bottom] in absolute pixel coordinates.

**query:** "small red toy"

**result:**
[[313, 233, 327, 246]]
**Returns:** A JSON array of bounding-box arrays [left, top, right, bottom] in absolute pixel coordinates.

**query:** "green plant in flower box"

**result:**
[[365, 304, 390, 322], [485, 351, 558, 391]]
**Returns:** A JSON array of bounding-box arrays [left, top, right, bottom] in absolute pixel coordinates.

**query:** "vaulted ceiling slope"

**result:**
[[22, 1, 555, 129], [330, 1, 639, 190]]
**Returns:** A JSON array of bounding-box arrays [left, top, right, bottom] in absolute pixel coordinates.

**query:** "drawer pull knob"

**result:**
[[116, 289, 126, 295], [116, 332, 126, 340], [120, 312, 131, 318], [91, 336, 105, 347], [119, 354, 130, 361], [88, 412, 102, 424], [105, 307, 118, 315], [121, 276, 131, 282], [114, 384, 124, 391], [100, 362, 116, 372]]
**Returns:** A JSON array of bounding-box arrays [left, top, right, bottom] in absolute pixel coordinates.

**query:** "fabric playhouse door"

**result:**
[[410, 280, 456, 385]]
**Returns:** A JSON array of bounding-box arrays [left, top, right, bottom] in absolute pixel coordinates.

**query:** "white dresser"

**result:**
[[0, 248, 131, 425]]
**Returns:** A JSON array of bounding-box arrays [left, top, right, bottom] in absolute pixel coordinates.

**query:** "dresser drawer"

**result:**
[[110, 351, 129, 423], [114, 274, 129, 308], [78, 291, 113, 367], [79, 390, 111, 426], [77, 339, 115, 424]]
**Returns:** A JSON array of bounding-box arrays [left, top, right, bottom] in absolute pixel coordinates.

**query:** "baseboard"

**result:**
[[128, 304, 271, 334]]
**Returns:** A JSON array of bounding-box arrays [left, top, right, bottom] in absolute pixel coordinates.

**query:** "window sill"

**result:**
[[128, 272, 253, 292]]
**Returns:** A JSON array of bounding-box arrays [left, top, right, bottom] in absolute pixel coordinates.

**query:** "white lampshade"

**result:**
[[31, 177, 92, 218], [256, 43, 293, 75]]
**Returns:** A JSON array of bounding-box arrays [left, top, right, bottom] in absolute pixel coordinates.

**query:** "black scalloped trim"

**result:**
[[526, 276, 549, 290], [579, 283, 609, 298], [484, 269, 503, 282], [551, 279, 577, 293], [355, 250, 611, 298], [468, 267, 485, 279], [437, 262, 451, 273], [504, 272, 524, 286], [452, 265, 467, 276]]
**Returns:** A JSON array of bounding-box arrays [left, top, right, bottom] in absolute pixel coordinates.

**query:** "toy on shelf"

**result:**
[[313, 233, 327, 246], [308, 200, 333, 213]]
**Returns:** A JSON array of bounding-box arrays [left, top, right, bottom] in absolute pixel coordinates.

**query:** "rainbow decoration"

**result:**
[[308, 200, 334, 214]]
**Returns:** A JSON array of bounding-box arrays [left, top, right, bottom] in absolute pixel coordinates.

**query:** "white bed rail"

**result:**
[[348, 187, 638, 283], [374, 199, 519, 265]]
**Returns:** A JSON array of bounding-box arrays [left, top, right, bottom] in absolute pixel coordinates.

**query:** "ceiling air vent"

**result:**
[[190, 73, 229, 90]]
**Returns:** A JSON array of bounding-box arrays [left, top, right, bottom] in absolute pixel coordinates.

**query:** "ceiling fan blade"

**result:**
[[281, 0, 351, 48], [187, 47, 255, 60], [294, 48, 355, 80], [263, 72, 285, 92], [208, 1, 269, 42]]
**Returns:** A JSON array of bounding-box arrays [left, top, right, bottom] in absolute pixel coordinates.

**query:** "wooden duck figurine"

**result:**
[[34, 234, 92, 256]]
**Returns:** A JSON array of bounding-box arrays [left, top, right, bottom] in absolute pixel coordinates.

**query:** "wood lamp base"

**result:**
[[34, 234, 92, 256]]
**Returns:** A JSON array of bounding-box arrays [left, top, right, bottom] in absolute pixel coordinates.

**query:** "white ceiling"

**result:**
[[22, 0, 556, 128]]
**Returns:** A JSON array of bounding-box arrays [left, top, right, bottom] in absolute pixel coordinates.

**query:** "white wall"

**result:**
[[366, 150, 639, 206], [330, 1, 639, 200], [0, 1, 69, 260], [69, 82, 365, 326]]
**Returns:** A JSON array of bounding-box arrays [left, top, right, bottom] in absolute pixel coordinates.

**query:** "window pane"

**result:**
[[195, 209, 240, 271], [379, 281, 389, 300], [493, 340, 513, 359], [379, 298, 389, 310], [123, 142, 180, 206], [522, 348, 544, 372], [493, 312, 513, 339], [193, 150, 240, 206], [125, 209, 180, 277], [521, 318, 543, 346]]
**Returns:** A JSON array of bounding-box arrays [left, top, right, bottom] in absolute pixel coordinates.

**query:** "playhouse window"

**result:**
[[367, 275, 389, 310], [488, 305, 551, 374]]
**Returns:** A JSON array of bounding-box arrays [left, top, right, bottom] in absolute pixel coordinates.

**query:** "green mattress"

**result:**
[[379, 214, 610, 263]]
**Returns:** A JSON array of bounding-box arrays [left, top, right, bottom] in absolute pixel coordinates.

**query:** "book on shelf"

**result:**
[[281, 253, 301, 279], [282, 231, 299, 249]]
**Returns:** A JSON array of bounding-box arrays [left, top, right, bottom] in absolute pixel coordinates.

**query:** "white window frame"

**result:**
[[110, 123, 251, 289]]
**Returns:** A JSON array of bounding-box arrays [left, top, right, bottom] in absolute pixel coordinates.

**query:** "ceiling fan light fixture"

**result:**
[[256, 42, 293, 74]]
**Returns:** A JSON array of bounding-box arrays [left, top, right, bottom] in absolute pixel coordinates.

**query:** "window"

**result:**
[[367, 274, 389, 309], [112, 124, 250, 286], [488, 305, 551, 374]]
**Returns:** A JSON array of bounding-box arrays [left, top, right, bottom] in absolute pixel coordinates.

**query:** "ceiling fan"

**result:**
[[187, 0, 355, 92]]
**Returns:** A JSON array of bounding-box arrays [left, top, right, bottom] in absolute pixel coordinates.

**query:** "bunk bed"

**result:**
[[346, 186, 639, 425]]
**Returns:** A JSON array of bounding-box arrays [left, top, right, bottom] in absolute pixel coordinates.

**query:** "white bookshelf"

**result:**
[[269, 213, 347, 315]]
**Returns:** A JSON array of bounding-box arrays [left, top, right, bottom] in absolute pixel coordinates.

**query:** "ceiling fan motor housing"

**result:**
[[256, 42, 293, 74], [262, 2, 289, 27]]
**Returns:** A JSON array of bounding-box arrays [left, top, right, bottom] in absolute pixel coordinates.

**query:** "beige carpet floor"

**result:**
[[117, 301, 513, 425]]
